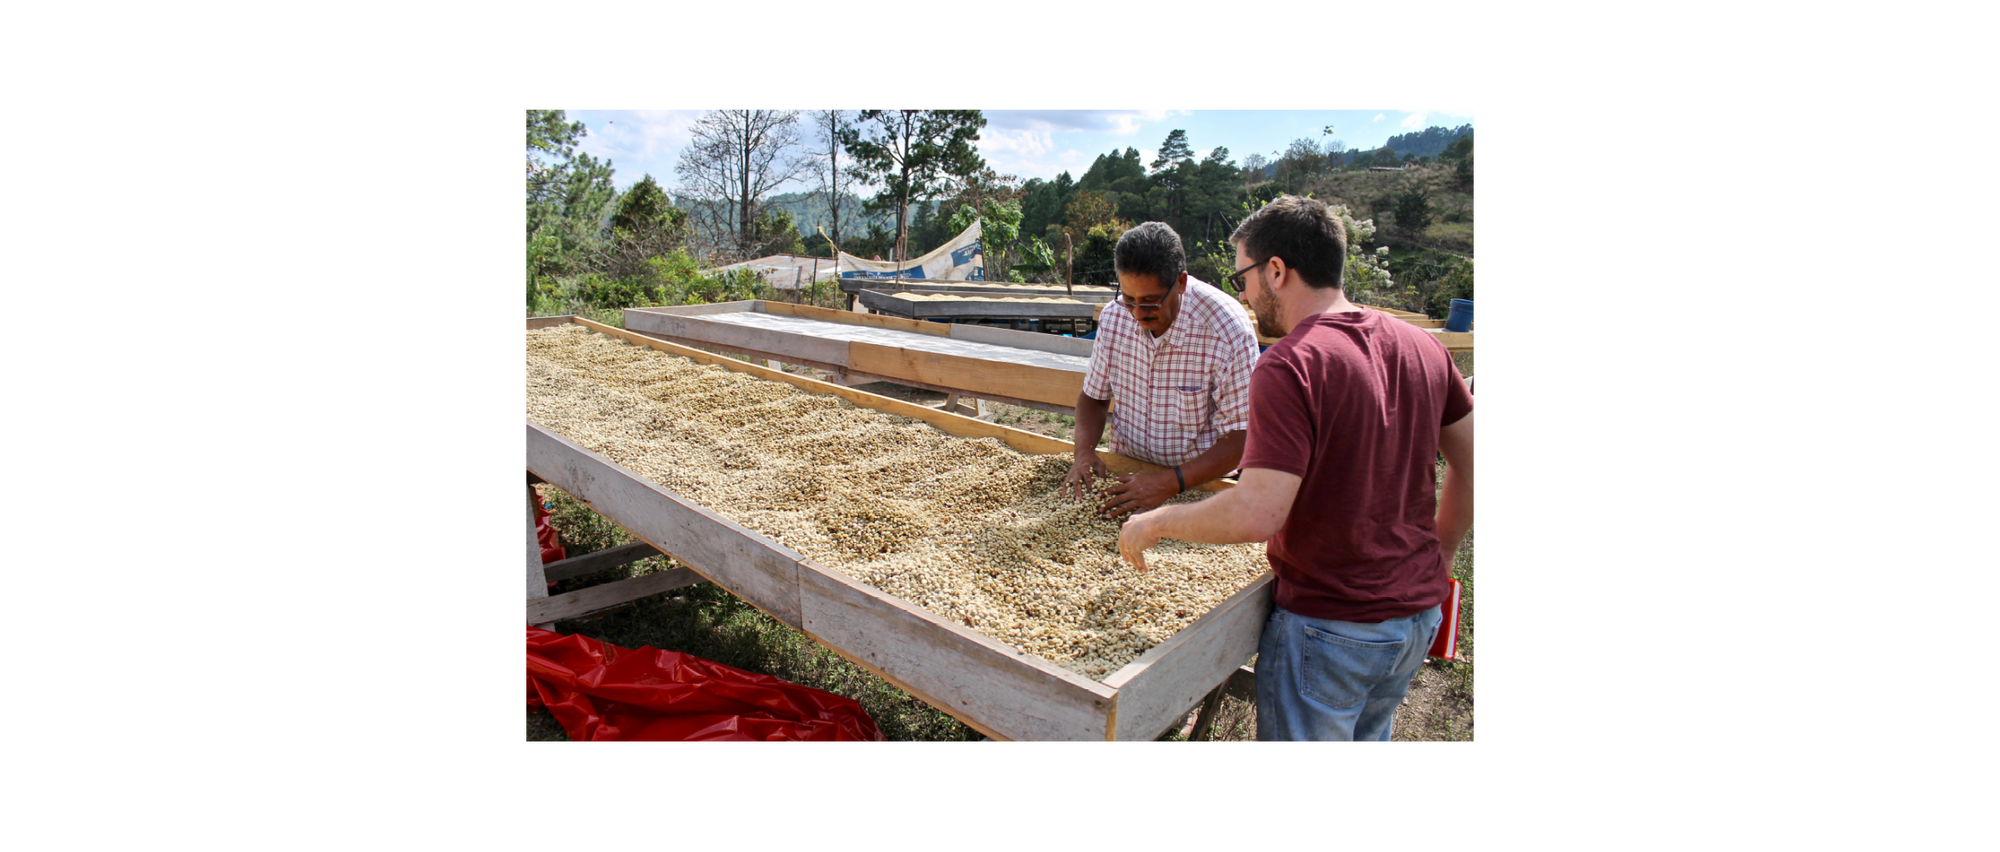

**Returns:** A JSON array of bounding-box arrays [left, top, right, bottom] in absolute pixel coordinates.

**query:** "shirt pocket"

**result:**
[[1159, 382, 1210, 432]]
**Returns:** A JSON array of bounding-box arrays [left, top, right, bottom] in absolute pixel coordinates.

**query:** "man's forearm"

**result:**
[[1073, 393, 1109, 456], [1436, 462, 1472, 558], [1133, 487, 1270, 547], [1176, 430, 1245, 490]]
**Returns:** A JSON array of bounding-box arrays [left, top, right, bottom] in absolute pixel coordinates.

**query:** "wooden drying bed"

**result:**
[[623, 300, 1090, 414], [525, 315, 1272, 741]]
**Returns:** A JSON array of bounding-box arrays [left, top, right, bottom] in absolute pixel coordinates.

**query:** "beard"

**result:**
[[1250, 287, 1286, 339]]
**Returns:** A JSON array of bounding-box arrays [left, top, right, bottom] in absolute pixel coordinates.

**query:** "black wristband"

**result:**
[[1173, 466, 1186, 493]]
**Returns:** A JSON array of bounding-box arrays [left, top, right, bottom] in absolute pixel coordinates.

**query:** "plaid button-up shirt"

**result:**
[[1082, 276, 1260, 466]]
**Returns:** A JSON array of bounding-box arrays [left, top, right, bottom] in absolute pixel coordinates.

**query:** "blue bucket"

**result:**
[[1445, 298, 1474, 332]]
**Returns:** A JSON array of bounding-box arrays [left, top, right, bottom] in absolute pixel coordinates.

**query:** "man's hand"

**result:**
[[1098, 470, 1177, 519], [1063, 451, 1108, 501], [1118, 509, 1163, 571]]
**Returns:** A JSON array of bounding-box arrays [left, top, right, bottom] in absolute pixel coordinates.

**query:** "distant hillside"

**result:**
[[668, 190, 907, 241], [1380, 124, 1472, 159]]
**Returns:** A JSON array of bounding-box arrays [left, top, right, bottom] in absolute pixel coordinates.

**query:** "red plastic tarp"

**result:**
[[534, 500, 565, 565], [526, 627, 884, 741]]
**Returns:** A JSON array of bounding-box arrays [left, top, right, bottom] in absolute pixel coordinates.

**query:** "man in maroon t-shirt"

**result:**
[[1118, 195, 1473, 741]]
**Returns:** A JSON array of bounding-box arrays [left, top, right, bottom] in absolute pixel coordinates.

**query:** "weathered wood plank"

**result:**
[[526, 314, 577, 329], [1102, 573, 1273, 740], [1222, 665, 1256, 703], [624, 305, 851, 367], [798, 562, 1116, 741], [762, 299, 952, 336], [627, 300, 751, 317], [527, 486, 550, 603], [1357, 304, 1429, 319], [830, 369, 1077, 416], [540, 540, 663, 584], [525, 566, 705, 623], [860, 289, 1100, 320], [619, 328, 850, 377], [526, 421, 806, 628], [1428, 329, 1473, 352], [849, 340, 1085, 410], [947, 322, 1096, 357]]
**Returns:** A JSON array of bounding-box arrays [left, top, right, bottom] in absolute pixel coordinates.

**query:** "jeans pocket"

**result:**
[[1298, 622, 1406, 711]]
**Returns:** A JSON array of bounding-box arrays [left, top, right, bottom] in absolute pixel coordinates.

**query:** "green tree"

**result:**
[[1276, 137, 1325, 193], [748, 207, 804, 257], [1186, 146, 1243, 249], [839, 109, 988, 264], [948, 196, 1021, 280], [1441, 134, 1473, 164], [602, 173, 691, 295], [526, 109, 616, 311], [1150, 129, 1194, 178], [1391, 187, 1434, 236]]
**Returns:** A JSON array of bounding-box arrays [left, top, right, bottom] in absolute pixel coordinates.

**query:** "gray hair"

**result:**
[[1113, 222, 1186, 286]]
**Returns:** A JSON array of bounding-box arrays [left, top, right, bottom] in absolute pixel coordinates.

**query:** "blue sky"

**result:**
[[564, 110, 1473, 193]]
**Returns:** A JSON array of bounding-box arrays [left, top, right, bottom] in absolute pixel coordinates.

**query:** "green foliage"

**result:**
[[839, 110, 988, 261], [1383, 123, 1473, 160], [527, 109, 618, 311], [947, 196, 1021, 279], [1391, 187, 1434, 235], [610, 174, 680, 235], [747, 207, 804, 257], [1423, 257, 1474, 320]]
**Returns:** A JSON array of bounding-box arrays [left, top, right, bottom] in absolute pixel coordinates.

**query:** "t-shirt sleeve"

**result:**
[[1241, 352, 1312, 478], [1440, 347, 1473, 427], [1210, 314, 1259, 435]]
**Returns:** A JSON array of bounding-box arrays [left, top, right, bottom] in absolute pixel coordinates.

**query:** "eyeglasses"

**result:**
[[1113, 277, 1181, 311], [1225, 257, 1274, 293]]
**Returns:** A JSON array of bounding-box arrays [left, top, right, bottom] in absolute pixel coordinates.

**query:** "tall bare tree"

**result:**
[[675, 110, 811, 260], [808, 110, 851, 252], [1241, 152, 1269, 186]]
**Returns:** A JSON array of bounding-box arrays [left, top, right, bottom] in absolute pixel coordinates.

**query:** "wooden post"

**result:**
[[527, 484, 552, 630], [1063, 232, 1073, 298]]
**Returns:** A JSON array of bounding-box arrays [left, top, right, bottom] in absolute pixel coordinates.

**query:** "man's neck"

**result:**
[[1282, 287, 1357, 333]]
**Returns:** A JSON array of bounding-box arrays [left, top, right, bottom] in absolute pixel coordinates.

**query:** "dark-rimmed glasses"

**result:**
[[1225, 257, 1274, 293], [1113, 276, 1182, 311]]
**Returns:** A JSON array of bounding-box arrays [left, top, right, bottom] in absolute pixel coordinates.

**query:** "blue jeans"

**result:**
[[1255, 604, 1442, 741]]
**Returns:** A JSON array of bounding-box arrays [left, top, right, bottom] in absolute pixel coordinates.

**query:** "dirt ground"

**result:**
[[783, 368, 1474, 742]]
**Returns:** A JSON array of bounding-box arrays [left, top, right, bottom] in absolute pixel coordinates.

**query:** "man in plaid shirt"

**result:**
[[1064, 222, 1261, 518]]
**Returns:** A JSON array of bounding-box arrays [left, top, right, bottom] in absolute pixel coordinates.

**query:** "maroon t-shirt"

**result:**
[[1241, 309, 1474, 623]]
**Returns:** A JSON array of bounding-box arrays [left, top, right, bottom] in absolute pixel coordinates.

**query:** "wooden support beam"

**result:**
[[526, 485, 551, 629], [539, 540, 663, 584], [525, 566, 705, 623]]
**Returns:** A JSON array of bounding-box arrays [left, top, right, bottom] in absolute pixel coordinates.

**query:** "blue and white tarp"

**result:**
[[837, 220, 984, 281]]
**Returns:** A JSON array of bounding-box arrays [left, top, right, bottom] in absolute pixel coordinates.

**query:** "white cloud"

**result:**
[[1372, 113, 1385, 122], [1400, 106, 1480, 130], [978, 127, 1056, 159], [985, 109, 1186, 136]]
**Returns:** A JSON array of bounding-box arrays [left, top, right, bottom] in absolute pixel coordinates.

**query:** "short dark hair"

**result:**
[[1229, 195, 1347, 290], [1113, 222, 1185, 288]]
